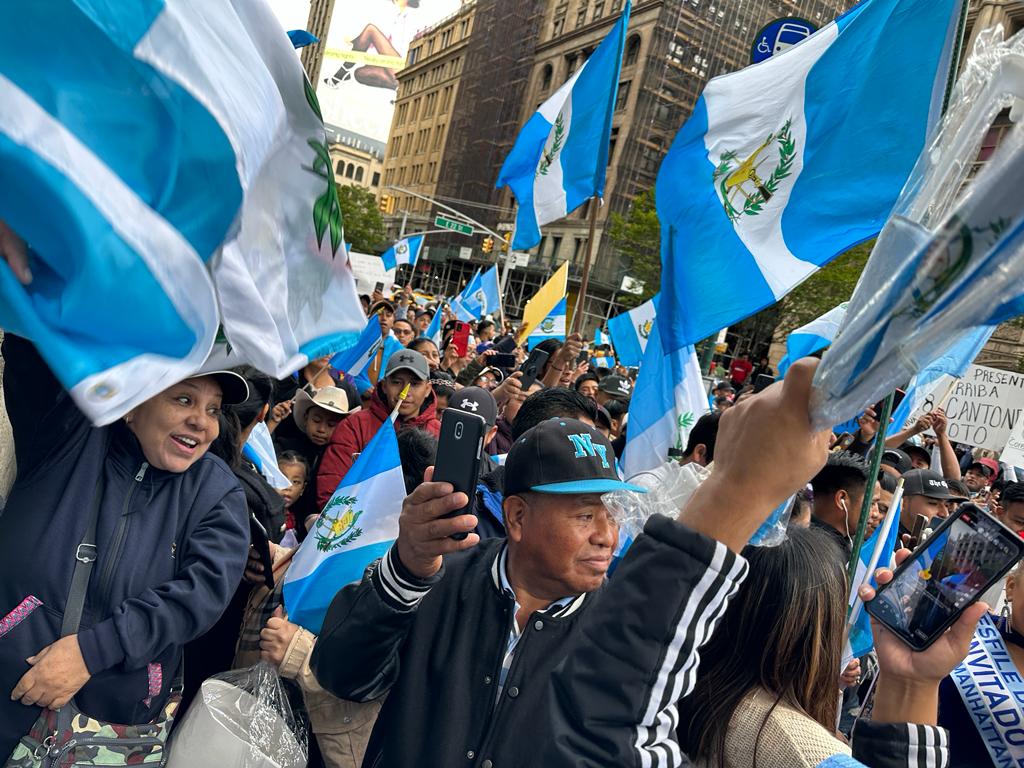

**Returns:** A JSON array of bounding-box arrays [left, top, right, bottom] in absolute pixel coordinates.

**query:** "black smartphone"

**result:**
[[753, 374, 774, 393], [374, 280, 385, 294], [906, 513, 929, 550], [577, 349, 589, 365], [249, 514, 275, 589], [432, 409, 486, 541], [866, 504, 1024, 650], [518, 348, 550, 390], [490, 353, 518, 369], [871, 388, 907, 420], [832, 432, 855, 452]]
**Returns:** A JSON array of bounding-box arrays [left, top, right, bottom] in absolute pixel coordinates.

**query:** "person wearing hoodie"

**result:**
[[316, 349, 441, 509]]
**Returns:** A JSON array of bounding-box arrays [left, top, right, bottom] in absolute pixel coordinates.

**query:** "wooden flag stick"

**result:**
[[571, 199, 600, 336]]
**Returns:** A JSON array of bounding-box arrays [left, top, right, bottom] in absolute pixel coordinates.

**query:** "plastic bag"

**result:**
[[810, 26, 1024, 429], [166, 662, 308, 768], [604, 461, 709, 544]]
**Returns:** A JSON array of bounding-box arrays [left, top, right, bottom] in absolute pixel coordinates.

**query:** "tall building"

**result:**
[[300, 0, 336, 84], [380, 1, 478, 242], [418, 0, 852, 327], [327, 126, 385, 196]]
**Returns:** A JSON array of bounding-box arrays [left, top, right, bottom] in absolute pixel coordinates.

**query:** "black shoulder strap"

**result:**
[[61, 477, 103, 637]]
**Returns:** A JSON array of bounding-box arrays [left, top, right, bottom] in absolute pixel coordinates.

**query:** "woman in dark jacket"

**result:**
[[0, 333, 250, 758]]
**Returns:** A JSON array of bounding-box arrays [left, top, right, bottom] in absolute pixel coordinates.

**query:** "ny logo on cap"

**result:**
[[460, 399, 479, 412], [567, 433, 609, 469]]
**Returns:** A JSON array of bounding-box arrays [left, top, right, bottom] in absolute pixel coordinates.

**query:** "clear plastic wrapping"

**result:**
[[167, 663, 308, 768], [810, 26, 1024, 429], [604, 461, 710, 544]]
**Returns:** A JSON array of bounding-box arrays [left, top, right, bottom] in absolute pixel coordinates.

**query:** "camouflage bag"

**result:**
[[3, 681, 180, 768]]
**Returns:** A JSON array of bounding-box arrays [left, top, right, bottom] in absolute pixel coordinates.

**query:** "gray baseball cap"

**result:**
[[383, 349, 430, 381]]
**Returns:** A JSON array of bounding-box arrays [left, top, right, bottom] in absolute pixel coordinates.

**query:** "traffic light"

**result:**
[[378, 194, 394, 214], [501, 232, 512, 253], [482, 236, 494, 253]]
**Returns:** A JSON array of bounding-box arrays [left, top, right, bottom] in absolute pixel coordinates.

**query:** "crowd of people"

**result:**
[[0, 230, 1020, 768]]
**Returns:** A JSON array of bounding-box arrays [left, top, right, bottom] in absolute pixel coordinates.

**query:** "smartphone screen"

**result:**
[[374, 281, 385, 294], [490, 353, 517, 369], [867, 505, 1024, 650]]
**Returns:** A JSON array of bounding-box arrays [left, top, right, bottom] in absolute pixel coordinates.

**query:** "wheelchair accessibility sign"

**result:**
[[751, 17, 818, 64]]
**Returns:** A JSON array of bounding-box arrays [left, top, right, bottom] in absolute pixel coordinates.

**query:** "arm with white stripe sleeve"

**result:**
[[310, 546, 443, 702], [542, 513, 749, 768]]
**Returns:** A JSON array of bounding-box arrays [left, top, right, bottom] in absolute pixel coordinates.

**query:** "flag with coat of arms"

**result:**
[[461, 264, 502, 319], [655, 0, 964, 352], [329, 314, 384, 377], [497, 2, 630, 250], [607, 298, 656, 368], [283, 391, 407, 633], [381, 235, 424, 271], [528, 297, 568, 349], [0, 0, 366, 424]]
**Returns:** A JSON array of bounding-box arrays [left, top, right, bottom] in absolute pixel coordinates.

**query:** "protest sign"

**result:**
[[906, 364, 1024, 451]]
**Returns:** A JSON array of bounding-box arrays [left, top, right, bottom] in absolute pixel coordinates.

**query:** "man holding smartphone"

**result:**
[[311, 418, 646, 768]]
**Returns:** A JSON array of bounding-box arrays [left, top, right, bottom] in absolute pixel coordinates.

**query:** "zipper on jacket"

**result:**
[[95, 462, 148, 610]]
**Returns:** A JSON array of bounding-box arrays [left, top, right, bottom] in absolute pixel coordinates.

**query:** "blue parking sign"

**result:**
[[751, 17, 818, 64]]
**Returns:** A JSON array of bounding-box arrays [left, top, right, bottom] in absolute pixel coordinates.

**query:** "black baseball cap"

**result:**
[[599, 375, 633, 400], [902, 469, 957, 500], [448, 386, 497, 427], [881, 448, 913, 475], [504, 418, 646, 496], [900, 441, 931, 467]]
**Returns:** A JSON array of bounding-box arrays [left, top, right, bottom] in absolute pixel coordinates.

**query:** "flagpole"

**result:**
[[571, 198, 600, 335]]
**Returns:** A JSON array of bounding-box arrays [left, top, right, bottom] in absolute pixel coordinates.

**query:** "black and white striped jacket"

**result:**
[[542, 514, 950, 768]]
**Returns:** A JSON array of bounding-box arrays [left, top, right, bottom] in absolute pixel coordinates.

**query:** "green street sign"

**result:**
[[435, 215, 474, 236]]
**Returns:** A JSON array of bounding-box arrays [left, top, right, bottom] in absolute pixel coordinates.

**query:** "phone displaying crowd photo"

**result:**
[[867, 505, 1024, 650], [432, 408, 486, 541]]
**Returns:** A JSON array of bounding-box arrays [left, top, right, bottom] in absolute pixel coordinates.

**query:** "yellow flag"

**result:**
[[518, 262, 569, 342]]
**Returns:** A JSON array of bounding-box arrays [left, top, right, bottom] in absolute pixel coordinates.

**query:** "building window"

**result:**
[[372, 171, 381, 187], [615, 81, 631, 111], [607, 126, 619, 166], [550, 236, 563, 260], [355, 167, 364, 182], [345, 163, 355, 179], [540, 63, 554, 92], [576, 6, 587, 28], [593, 0, 605, 19], [625, 34, 641, 66], [441, 29, 452, 47], [552, 16, 565, 37], [409, 46, 420, 66], [335, 160, 344, 174]]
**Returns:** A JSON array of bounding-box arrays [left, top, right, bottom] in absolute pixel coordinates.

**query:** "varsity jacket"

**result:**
[[541, 515, 951, 768]]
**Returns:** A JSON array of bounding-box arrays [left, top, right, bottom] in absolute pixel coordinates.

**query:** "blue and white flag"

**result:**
[[380, 235, 424, 272], [655, 0, 961, 351], [594, 327, 611, 347], [497, 3, 630, 250], [777, 302, 848, 377], [330, 315, 384, 377], [0, 0, 365, 424], [891, 325, 994, 430], [622, 299, 710, 477], [846, 484, 903, 663], [423, 307, 443, 345], [607, 298, 657, 368], [527, 297, 568, 349], [449, 270, 482, 321], [243, 421, 290, 490], [462, 265, 502, 319], [284, 407, 405, 633]]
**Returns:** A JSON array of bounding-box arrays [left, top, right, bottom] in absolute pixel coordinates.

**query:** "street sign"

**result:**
[[458, 246, 473, 260], [621, 276, 645, 295], [434, 215, 474, 236], [496, 222, 514, 232], [751, 17, 817, 64], [514, 252, 530, 267]]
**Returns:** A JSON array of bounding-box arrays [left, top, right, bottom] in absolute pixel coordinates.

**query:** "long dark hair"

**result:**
[[678, 527, 847, 766]]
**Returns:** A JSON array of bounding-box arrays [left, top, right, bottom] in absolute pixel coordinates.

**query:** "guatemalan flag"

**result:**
[[330, 314, 384, 377], [284, 403, 405, 633], [845, 482, 903, 664], [0, 0, 365, 424], [528, 297, 567, 349], [462, 265, 502, 319], [497, 2, 630, 250], [655, 0, 963, 352], [380, 235, 424, 271], [607, 298, 656, 368], [423, 307, 444, 345], [777, 302, 848, 377], [622, 297, 710, 478]]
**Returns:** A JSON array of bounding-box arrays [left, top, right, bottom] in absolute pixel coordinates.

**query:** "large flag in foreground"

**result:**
[[528, 298, 568, 349], [380, 235, 424, 271], [0, 0, 364, 424], [622, 299, 710, 478], [607, 298, 656, 368], [519, 262, 569, 341], [655, 0, 961, 351], [497, 3, 630, 251], [284, 404, 405, 633]]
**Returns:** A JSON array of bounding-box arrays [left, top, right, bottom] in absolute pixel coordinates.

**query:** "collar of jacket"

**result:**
[[106, 420, 203, 484]]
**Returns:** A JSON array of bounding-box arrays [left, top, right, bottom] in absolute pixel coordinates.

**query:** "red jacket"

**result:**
[[317, 384, 441, 508]]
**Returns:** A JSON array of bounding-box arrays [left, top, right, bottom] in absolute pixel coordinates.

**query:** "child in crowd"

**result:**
[[276, 450, 309, 546]]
